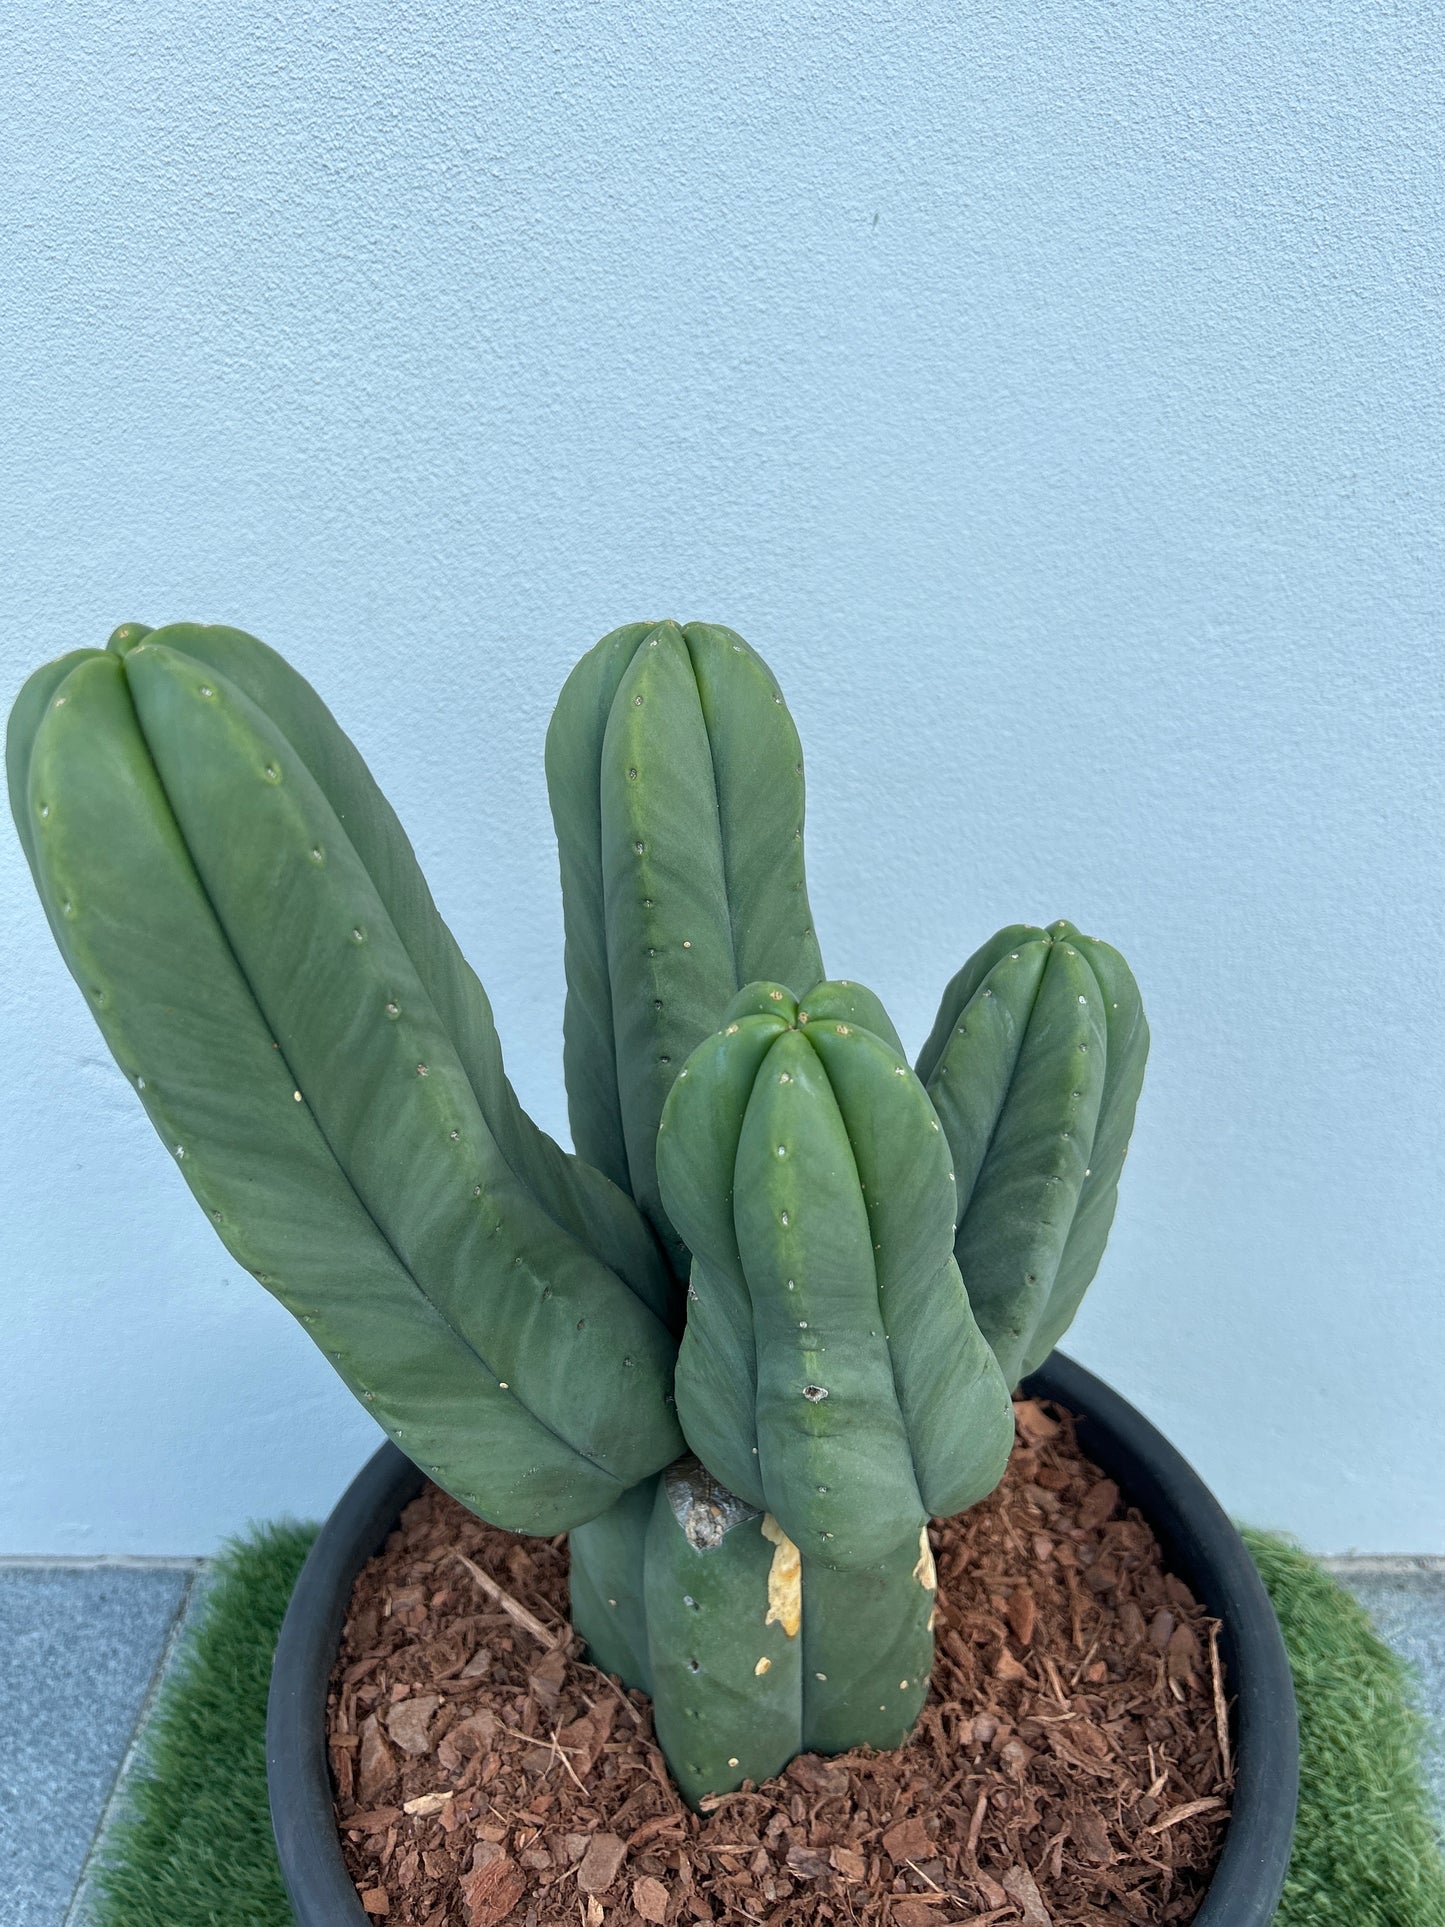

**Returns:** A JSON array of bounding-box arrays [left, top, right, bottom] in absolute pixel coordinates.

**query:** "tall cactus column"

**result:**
[[546, 621, 824, 1282], [7, 626, 684, 1534]]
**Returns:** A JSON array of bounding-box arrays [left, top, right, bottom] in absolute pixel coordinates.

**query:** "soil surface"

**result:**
[[327, 1399, 1231, 1925]]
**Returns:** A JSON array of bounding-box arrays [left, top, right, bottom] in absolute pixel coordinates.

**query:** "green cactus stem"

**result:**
[[7, 631, 683, 1534], [917, 921, 1149, 1386], [108, 621, 675, 1326], [576, 1457, 938, 1808], [643, 1460, 804, 1806], [567, 1474, 659, 1694], [546, 622, 823, 1279], [657, 981, 1014, 1569]]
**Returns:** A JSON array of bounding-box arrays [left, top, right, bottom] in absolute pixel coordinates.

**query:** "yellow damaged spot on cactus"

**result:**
[[728, 1757, 740, 1768], [754, 1656, 771, 1676], [760, 1515, 801, 1637], [292, 1090, 302, 1102], [913, 1525, 937, 1593]]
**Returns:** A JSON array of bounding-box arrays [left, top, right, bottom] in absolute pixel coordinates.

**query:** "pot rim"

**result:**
[[266, 1352, 1298, 1926]]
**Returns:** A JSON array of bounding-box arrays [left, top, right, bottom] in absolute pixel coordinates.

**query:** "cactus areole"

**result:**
[[9, 617, 1150, 1807]]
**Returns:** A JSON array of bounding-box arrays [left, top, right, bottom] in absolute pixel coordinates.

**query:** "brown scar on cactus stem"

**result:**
[[761, 1514, 801, 1637]]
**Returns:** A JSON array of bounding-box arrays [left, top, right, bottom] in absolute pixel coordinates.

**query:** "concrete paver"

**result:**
[[1330, 1557, 1445, 1825], [0, 1564, 196, 1927]]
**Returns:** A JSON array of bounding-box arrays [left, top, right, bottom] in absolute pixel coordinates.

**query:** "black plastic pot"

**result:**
[[267, 1353, 1298, 1925]]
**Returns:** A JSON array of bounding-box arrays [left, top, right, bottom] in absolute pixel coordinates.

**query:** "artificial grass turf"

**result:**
[[1242, 1529, 1445, 1927], [88, 1524, 1444, 1926], [90, 1520, 318, 1927]]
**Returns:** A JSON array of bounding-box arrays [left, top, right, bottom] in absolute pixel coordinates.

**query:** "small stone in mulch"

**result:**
[[328, 1400, 1232, 1925]]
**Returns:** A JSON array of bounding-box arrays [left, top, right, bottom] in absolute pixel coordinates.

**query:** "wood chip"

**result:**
[[1002, 1862, 1053, 1925], [356, 1714, 395, 1803], [1006, 1584, 1037, 1645], [894, 1901, 945, 1926], [883, 1816, 932, 1863], [1076, 1477, 1120, 1530], [402, 1790, 452, 1816], [1148, 1796, 1228, 1833], [632, 1874, 670, 1922], [1210, 1619, 1233, 1783], [384, 1693, 440, 1756], [460, 1853, 525, 1926], [1012, 1399, 1060, 1443], [576, 1831, 627, 1895], [450, 1550, 560, 1650]]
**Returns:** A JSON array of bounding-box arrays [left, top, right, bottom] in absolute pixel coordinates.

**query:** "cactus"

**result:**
[[655, 979, 1013, 1564], [916, 922, 1148, 1387], [9, 614, 1147, 1808], [546, 621, 823, 1282], [7, 626, 680, 1533]]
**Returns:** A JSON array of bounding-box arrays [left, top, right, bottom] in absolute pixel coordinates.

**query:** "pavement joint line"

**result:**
[[60, 1562, 205, 1927], [1321, 1556, 1445, 1576], [0, 1555, 205, 1570]]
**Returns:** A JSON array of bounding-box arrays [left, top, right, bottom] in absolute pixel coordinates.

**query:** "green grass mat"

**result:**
[[1242, 1530, 1445, 1927], [91, 1521, 318, 1927], [89, 1523, 1445, 1925]]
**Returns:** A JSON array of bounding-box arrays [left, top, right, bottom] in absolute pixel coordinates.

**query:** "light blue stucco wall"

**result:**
[[2, 3, 1441, 1554]]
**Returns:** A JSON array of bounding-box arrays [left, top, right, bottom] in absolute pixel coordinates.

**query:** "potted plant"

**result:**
[[8, 618, 1296, 1923]]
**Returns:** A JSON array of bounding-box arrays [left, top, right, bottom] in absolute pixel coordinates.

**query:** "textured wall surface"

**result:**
[[2, 2, 1441, 1553]]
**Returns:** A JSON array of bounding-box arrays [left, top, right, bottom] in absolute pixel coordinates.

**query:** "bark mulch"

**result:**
[[327, 1399, 1232, 1926]]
